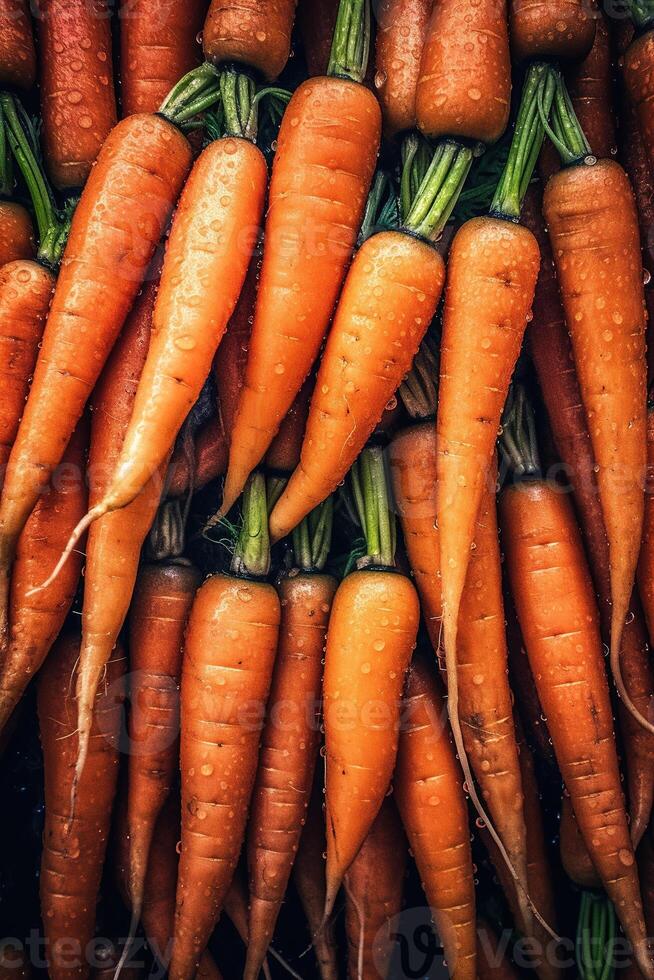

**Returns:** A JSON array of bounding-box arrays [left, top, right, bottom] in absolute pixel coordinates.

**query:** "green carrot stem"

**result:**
[[499, 384, 541, 481], [292, 497, 334, 572], [159, 63, 222, 128], [0, 106, 12, 197], [231, 472, 271, 578], [0, 93, 68, 267], [398, 332, 439, 419], [626, 0, 654, 31], [219, 68, 291, 142], [350, 446, 396, 567], [402, 139, 474, 241], [266, 475, 287, 513], [539, 68, 592, 168], [327, 0, 371, 84], [358, 170, 398, 242], [491, 62, 556, 220], [399, 133, 432, 224]]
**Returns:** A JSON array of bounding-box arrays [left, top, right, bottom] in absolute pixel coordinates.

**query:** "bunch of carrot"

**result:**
[[4, 0, 654, 977]]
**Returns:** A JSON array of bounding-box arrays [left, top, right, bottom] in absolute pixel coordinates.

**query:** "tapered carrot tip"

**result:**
[[27, 503, 107, 597], [634, 939, 654, 980]]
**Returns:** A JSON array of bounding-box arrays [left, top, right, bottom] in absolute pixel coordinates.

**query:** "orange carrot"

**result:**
[[323, 447, 420, 915], [344, 798, 407, 980], [435, 64, 549, 903], [37, 0, 118, 190], [509, 0, 596, 62], [560, 794, 601, 890], [61, 77, 268, 552], [203, 0, 297, 80], [624, 17, 654, 174], [0, 260, 54, 488], [639, 400, 654, 641], [125, 557, 201, 957], [293, 778, 339, 980], [542, 84, 649, 732], [524, 186, 654, 845], [38, 634, 125, 980], [119, 0, 207, 116], [245, 500, 335, 980], [269, 145, 468, 543], [73, 272, 169, 805], [221, 1, 381, 514], [415, 0, 511, 144], [0, 0, 36, 89], [264, 374, 313, 477], [499, 387, 652, 979], [170, 473, 280, 979], [0, 419, 87, 732], [0, 105, 195, 645], [375, 0, 432, 138], [395, 656, 477, 980], [0, 202, 34, 267]]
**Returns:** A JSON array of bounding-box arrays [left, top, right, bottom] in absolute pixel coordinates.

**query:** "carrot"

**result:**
[[170, 473, 280, 979], [203, 0, 297, 80], [509, 0, 595, 62], [499, 386, 652, 979], [268, 153, 468, 544], [560, 794, 601, 890], [415, 0, 511, 144], [297, 0, 339, 76], [167, 415, 228, 498], [639, 400, 654, 641], [0, 202, 34, 267], [90, 942, 142, 980], [0, 87, 201, 644], [293, 777, 339, 980], [70, 272, 169, 815], [0, 419, 87, 732], [38, 633, 125, 980], [566, 13, 616, 163], [244, 498, 335, 980], [220, 0, 381, 515], [624, 10, 654, 175], [119, 0, 207, 116], [477, 919, 519, 980], [506, 606, 556, 766], [542, 75, 649, 734], [0, 260, 54, 487], [123, 556, 201, 965], [344, 798, 407, 980], [37, 0, 118, 190], [213, 258, 258, 449], [374, 0, 432, 138], [395, 656, 476, 980], [264, 374, 313, 477], [113, 793, 223, 978], [0, 0, 36, 89], [323, 446, 419, 916], [0, 942, 32, 979], [524, 186, 654, 844], [57, 76, 269, 562], [436, 65, 552, 904]]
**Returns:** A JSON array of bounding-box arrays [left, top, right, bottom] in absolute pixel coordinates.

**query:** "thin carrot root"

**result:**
[[610, 624, 654, 736], [29, 504, 108, 596]]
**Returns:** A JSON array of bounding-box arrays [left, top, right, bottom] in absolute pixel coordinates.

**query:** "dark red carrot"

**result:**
[[560, 794, 601, 889], [297, 0, 338, 76], [0, 0, 36, 89], [37, 0, 118, 190], [38, 634, 125, 980]]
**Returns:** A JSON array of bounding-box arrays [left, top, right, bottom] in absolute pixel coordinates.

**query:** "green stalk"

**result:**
[[231, 472, 271, 578], [0, 106, 12, 197], [626, 0, 654, 31], [350, 446, 396, 568], [402, 139, 474, 241], [499, 384, 541, 481], [291, 497, 334, 572], [218, 69, 290, 142], [0, 94, 69, 267], [576, 892, 616, 980], [399, 133, 432, 224], [327, 0, 371, 83], [159, 63, 222, 128], [398, 332, 439, 420], [539, 68, 592, 168], [358, 171, 398, 243], [490, 62, 556, 220]]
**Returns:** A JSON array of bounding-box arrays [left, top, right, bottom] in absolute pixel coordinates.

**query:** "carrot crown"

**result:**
[[401, 137, 475, 241], [398, 332, 439, 420], [538, 69, 593, 168], [0, 93, 72, 267], [499, 384, 541, 482], [159, 63, 222, 129], [576, 891, 617, 980], [147, 499, 188, 562], [292, 497, 334, 573], [490, 63, 556, 221], [350, 446, 396, 568], [358, 171, 399, 243], [626, 0, 654, 31], [218, 68, 290, 143], [327, 0, 371, 84], [231, 472, 271, 578]]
